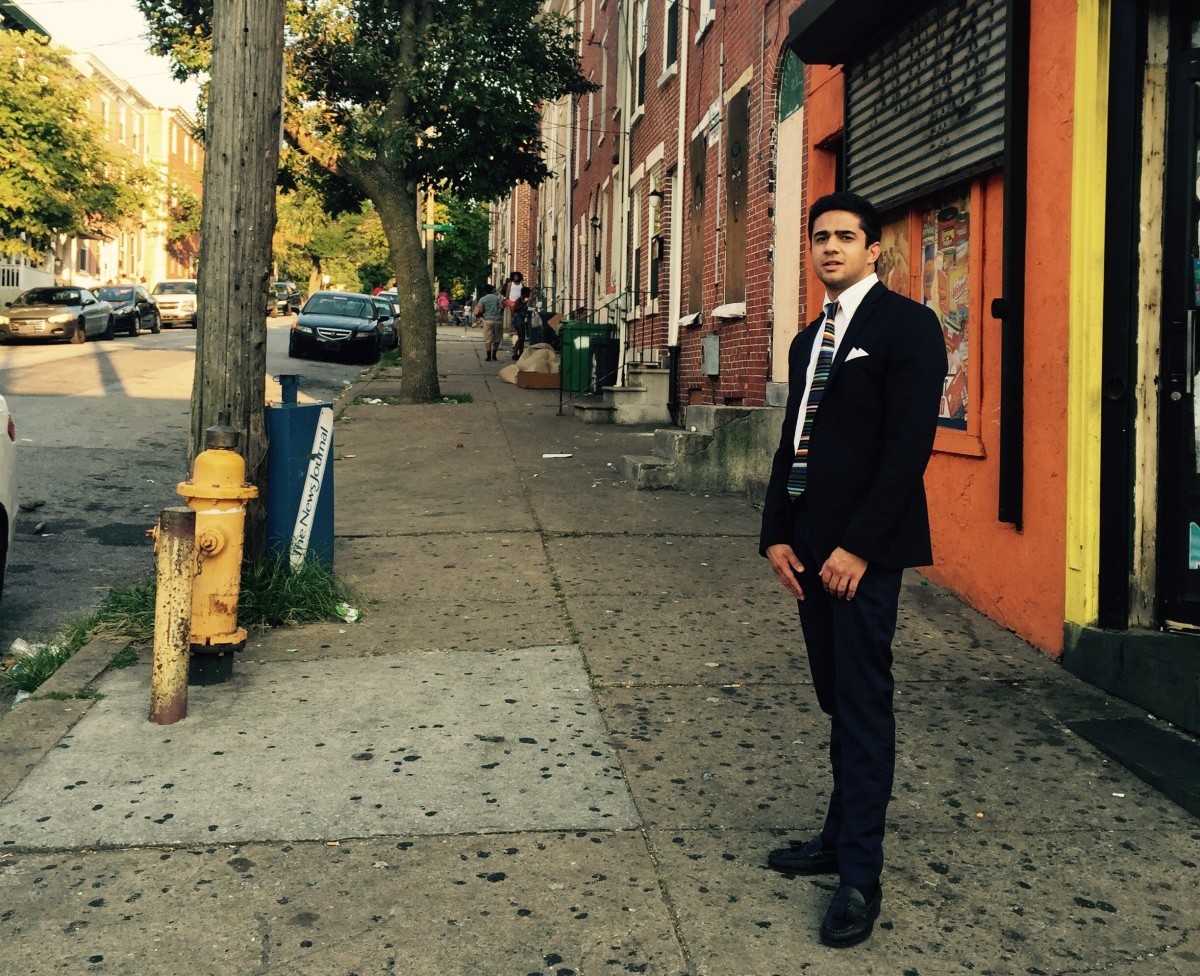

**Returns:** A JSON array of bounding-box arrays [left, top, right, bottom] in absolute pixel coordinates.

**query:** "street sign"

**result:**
[[421, 223, 455, 231]]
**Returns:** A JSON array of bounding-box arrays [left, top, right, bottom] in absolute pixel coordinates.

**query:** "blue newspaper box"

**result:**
[[265, 375, 335, 567]]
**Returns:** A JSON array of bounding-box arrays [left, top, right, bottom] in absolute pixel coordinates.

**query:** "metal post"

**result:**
[[425, 186, 436, 292], [150, 506, 196, 725]]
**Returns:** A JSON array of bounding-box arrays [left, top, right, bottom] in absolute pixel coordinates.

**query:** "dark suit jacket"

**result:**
[[759, 282, 948, 569]]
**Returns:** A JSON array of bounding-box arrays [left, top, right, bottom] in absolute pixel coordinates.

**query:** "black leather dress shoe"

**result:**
[[819, 883, 882, 948], [766, 837, 839, 874]]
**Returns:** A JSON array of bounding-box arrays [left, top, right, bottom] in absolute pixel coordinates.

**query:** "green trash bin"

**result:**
[[560, 321, 616, 393]]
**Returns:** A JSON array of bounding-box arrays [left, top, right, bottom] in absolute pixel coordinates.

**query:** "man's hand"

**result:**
[[819, 547, 868, 600], [766, 544, 806, 601]]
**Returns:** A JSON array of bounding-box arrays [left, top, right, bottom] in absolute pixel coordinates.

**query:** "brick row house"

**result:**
[[0, 4, 203, 305], [69, 54, 204, 290], [496, 0, 1200, 740]]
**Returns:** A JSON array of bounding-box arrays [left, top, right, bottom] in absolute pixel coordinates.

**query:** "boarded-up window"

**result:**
[[724, 87, 749, 303], [688, 134, 706, 314], [780, 48, 804, 122]]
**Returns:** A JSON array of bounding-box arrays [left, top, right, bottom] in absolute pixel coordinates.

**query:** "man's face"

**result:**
[[810, 210, 881, 298]]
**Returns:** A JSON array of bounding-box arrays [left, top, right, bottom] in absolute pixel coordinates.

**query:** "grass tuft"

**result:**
[[1, 553, 363, 696], [440, 393, 473, 404], [236, 551, 363, 630]]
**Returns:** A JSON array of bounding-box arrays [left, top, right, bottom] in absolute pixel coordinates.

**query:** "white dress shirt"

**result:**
[[793, 272, 879, 452]]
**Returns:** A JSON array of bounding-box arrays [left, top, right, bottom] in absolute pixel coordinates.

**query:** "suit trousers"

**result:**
[[789, 497, 902, 888]]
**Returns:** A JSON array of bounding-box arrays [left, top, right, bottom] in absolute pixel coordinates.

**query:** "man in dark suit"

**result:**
[[759, 191, 947, 948]]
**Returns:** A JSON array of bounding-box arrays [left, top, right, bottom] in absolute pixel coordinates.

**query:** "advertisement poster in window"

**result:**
[[877, 214, 911, 300], [921, 196, 970, 430]]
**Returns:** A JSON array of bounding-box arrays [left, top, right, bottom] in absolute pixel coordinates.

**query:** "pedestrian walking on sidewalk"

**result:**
[[511, 286, 531, 360], [502, 271, 524, 337], [474, 284, 505, 361], [758, 191, 947, 949]]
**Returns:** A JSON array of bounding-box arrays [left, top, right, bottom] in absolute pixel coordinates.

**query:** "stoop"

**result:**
[[573, 364, 672, 426], [619, 404, 784, 498], [571, 393, 617, 424]]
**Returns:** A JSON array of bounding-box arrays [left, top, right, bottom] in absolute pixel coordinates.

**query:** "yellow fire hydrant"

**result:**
[[177, 412, 258, 661]]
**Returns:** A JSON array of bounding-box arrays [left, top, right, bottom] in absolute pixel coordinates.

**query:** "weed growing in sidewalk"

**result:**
[[353, 395, 400, 406], [0, 554, 363, 696], [237, 552, 363, 629], [440, 393, 473, 404]]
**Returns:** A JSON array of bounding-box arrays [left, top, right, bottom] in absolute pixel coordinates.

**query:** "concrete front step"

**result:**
[[653, 428, 712, 462], [600, 364, 672, 425], [681, 404, 761, 435], [620, 404, 785, 495], [619, 453, 670, 486], [573, 402, 617, 424]]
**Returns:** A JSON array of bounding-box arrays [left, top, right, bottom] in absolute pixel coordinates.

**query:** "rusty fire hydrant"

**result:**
[[176, 411, 258, 660]]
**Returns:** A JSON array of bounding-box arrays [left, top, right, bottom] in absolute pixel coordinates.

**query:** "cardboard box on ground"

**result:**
[[499, 343, 560, 387]]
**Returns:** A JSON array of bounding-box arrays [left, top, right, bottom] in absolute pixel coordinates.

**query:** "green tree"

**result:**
[[273, 188, 391, 295], [435, 195, 490, 300], [0, 31, 156, 259], [166, 182, 202, 268], [138, 0, 592, 402]]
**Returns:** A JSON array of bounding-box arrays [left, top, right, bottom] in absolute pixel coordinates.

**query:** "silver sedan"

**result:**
[[0, 286, 115, 344]]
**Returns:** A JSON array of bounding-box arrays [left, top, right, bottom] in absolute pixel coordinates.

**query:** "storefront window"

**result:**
[[878, 181, 987, 450], [921, 194, 971, 430]]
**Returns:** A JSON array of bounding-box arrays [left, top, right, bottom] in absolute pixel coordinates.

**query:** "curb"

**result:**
[[0, 636, 132, 802], [0, 359, 390, 803]]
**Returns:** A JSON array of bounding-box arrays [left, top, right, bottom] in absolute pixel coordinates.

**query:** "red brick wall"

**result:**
[[668, 3, 809, 406]]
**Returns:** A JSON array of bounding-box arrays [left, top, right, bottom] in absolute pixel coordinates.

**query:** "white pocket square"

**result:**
[[845, 346, 870, 361]]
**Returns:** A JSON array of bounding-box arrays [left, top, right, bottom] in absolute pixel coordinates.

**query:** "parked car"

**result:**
[[289, 291, 384, 365], [0, 395, 15, 602], [269, 281, 303, 316], [371, 296, 400, 351], [0, 286, 115, 343], [96, 285, 161, 336], [151, 279, 198, 327]]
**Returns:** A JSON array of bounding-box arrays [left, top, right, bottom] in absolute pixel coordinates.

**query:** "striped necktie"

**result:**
[[787, 301, 838, 498]]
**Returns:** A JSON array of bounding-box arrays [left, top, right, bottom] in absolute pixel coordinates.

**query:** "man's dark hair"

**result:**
[[481, 283, 495, 295], [808, 192, 882, 246]]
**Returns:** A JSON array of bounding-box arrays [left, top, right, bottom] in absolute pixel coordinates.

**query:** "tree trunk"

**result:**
[[191, 0, 286, 560], [369, 177, 441, 402]]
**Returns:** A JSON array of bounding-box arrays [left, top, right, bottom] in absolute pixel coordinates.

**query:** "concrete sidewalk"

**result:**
[[1, 332, 1197, 975]]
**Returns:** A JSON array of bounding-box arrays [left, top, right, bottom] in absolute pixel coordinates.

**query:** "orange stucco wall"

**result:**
[[802, 2, 1076, 656], [923, 0, 1076, 656], [804, 65, 843, 309]]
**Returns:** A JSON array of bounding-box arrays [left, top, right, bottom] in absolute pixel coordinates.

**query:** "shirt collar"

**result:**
[[823, 272, 879, 326]]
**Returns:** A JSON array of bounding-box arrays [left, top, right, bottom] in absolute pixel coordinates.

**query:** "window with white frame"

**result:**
[[663, 0, 679, 69], [696, 0, 716, 39]]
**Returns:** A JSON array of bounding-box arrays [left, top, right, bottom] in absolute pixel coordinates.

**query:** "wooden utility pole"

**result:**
[[191, 0, 286, 559]]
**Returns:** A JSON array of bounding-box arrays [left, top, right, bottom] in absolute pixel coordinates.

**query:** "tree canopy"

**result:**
[[139, 0, 592, 400], [0, 31, 156, 260], [434, 195, 490, 300], [274, 187, 392, 295]]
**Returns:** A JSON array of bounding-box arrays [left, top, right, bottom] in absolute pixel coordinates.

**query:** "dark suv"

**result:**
[[269, 281, 303, 316]]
